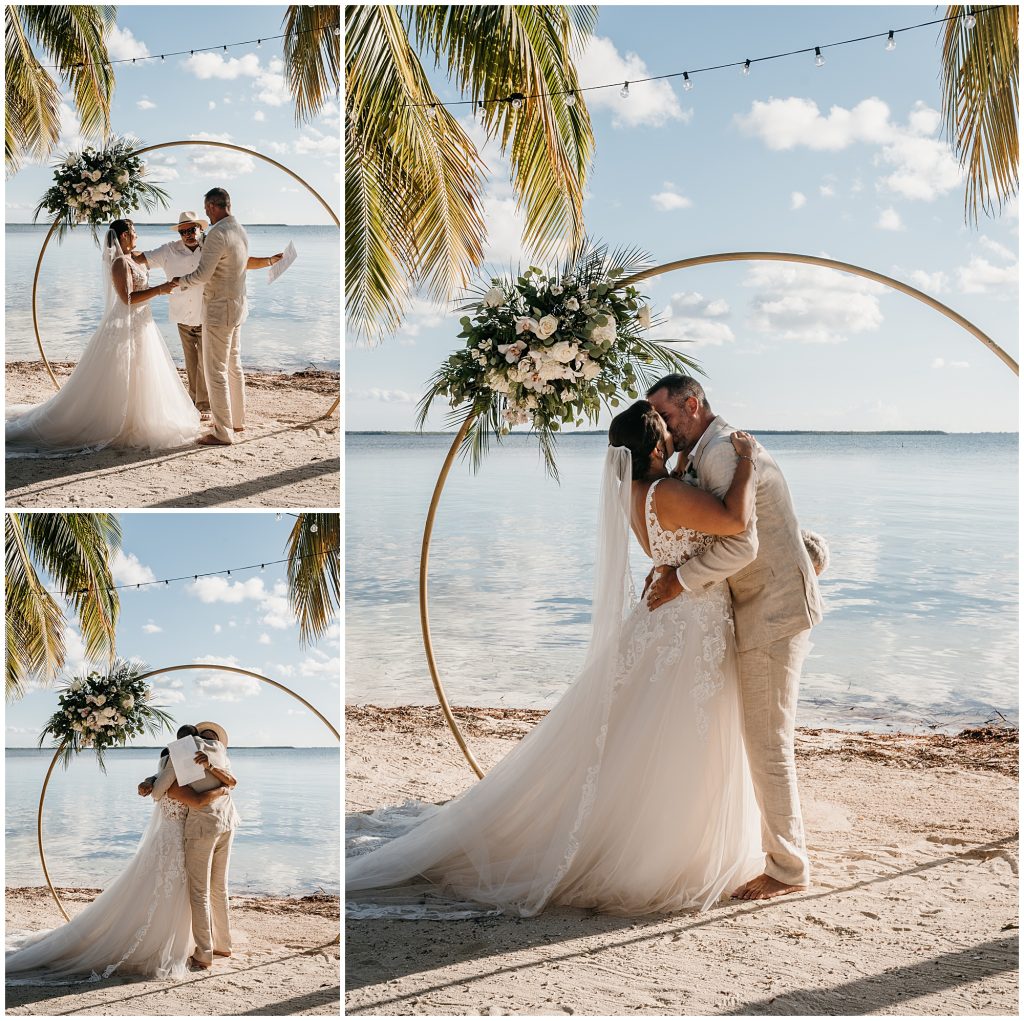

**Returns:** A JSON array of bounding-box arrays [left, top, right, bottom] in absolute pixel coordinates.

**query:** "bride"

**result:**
[[347, 400, 763, 918], [6, 219, 202, 458], [5, 749, 226, 982]]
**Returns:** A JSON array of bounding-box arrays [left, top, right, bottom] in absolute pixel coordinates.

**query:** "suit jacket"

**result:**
[[179, 214, 249, 330], [676, 416, 823, 652], [152, 738, 240, 837]]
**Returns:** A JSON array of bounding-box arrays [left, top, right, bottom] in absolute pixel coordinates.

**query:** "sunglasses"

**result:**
[[178, 226, 200, 236]]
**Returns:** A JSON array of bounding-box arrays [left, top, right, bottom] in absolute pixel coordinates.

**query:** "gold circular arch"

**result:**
[[31, 140, 340, 420], [420, 251, 1018, 778], [37, 663, 340, 921]]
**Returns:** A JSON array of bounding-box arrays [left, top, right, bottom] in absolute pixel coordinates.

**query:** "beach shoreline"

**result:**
[[5, 887, 339, 1016], [346, 706, 1018, 1017], [5, 361, 339, 508]]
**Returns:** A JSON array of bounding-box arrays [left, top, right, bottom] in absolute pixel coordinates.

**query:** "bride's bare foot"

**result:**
[[731, 873, 806, 901]]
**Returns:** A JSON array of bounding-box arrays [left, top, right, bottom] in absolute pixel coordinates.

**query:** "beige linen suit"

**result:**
[[179, 215, 249, 443], [677, 416, 822, 886], [152, 738, 241, 965]]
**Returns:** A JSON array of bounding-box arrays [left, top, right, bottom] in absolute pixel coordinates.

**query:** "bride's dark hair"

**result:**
[[608, 400, 664, 480], [107, 218, 134, 248]]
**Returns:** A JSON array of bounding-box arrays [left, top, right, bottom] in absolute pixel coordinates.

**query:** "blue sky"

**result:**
[[5, 4, 339, 225], [6, 514, 340, 749], [347, 4, 1019, 432]]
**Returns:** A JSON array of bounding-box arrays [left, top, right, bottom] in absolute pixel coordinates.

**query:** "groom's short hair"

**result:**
[[646, 374, 709, 410], [205, 187, 230, 210]]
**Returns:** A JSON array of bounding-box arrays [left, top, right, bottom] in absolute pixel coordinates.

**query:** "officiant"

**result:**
[[134, 210, 285, 420]]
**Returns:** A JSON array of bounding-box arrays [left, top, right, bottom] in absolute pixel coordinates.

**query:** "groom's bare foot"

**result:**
[[731, 874, 806, 901], [197, 434, 231, 446]]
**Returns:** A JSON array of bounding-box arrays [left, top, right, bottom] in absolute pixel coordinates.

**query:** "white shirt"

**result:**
[[143, 240, 204, 326]]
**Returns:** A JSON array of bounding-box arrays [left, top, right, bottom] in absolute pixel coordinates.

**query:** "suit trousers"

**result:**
[[176, 323, 210, 412], [184, 829, 234, 965], [202, 322, 245, 443], [737, 630, 811, 887]]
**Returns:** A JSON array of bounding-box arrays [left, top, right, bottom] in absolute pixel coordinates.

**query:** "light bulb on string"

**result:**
[[564, 91, 576, 107], [309, 523, 319, 533], [682, 72, 693, 92], [509, 92, 525, 111], [886, 30, 896, 51], [814, 46, 825, 68], [965, 10, 976, 29], [427, 103, 438, 119], [742, 59, 751, 77], [619, 81, 630, 99], [257, 39, 262, 48]]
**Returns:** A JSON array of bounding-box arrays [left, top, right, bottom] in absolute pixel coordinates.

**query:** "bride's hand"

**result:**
[[730, 431, 755, 459]]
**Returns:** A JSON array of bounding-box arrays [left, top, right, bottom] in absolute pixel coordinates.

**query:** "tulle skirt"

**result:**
[[6, 304, 201, 457], [347, 583, 762, 918]]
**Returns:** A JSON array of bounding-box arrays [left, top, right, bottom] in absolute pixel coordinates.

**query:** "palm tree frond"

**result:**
[[286, 514, 340, 647], [283, 5, 340, 125]]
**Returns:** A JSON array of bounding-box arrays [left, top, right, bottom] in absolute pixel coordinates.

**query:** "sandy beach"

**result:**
[[5, 887, 339, 1016], [5, 361, 340, 508], [346, 706, 1019, 1017]]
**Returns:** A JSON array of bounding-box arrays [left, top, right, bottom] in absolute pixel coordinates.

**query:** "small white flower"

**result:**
[[535, 315, 559, 340], [548, 340, 579, 364], [90, 170, 102, 182], [591, 323, 617, 345], [581, 359, 602, 380], [550, 284, 563, 296], [497, 340, 528, 363], [637, 305, 652, 329], [514, 317, 538, 335], [482, 285, 505, 308], [564, 297, 580, 312]]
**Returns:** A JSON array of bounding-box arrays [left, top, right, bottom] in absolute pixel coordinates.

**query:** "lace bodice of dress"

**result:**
[[113, 255, 148, 299], [645, 478, 716, 567], [160, 798, 188, 822]]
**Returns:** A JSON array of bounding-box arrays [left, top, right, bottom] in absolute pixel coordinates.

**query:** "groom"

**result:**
[[139, 721, 240, 967], [646, 375, 822, 901], [173, 188, 250, 446]]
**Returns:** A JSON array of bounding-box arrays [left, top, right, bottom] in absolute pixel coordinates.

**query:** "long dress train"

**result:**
[[346, 474, 762, 918], [6, 798, 194, 982]]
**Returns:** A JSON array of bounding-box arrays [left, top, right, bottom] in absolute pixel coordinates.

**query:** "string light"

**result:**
[[509, 92, 525, 110], [814, 46, 825, 68], [682, 71, 693, 92], [965, 9, 977, 29], [427, 103, 438, 119], [56, 548, 340, 599], [44, 24, 336, 70], [409, 7, 999, 112]]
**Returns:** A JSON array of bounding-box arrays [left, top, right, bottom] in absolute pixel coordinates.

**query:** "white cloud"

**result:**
[[651, 183, 692, 211], [978, 235, 1016, 262], [189, 576, 265, 603], [877, 207, 903, 231], [347, 388, 418, 404], [208, 101, 216, 111], [62, 628, 91, 677], [956, 256, 1018, 295], [136, 98, 156, 111], [908, 269, 949, 293], [271, 127, 339, 159], [576, 36, 688, 128], [259, 581, 293, 630], [192, 655, 262, 702], [743, 262, 886, 344], [258, 633, 272, 646], [819, 182, 836, 198], [213, 624, 222, 634], [187, 133, 255, 178], [183, 52, 261, 81], [790, 191, 806, 211], [253, 110, 266, 123], [107, 25, 150, 62], [932, 357, 970, 369], [112, 550, 156, 587], [297, 653, 341, 679], [142, 621, 163, 634], [255, 58, 291, 107], [650, 291, 735, 348], [736, 96, 962, 202]]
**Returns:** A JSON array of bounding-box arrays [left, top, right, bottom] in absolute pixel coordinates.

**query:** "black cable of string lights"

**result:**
[[57, 547, 340, 597], [38, 22, 339, 70], [408, 5, 1001, 110]]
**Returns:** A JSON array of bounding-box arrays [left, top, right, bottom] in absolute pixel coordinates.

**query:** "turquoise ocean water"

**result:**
[[5, 224, 339, 372], [346, 431, 1018, 732], [5, 747, 339, 896]]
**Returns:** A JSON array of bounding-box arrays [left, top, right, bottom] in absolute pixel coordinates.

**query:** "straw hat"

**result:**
[[195, 721, 229, 746], [173, 210, 209, 232]]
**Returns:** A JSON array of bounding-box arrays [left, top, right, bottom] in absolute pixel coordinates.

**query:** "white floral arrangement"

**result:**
[[34, 136, 169, 240], [417, 243, 699, 476], [39, 659, 175, 772]]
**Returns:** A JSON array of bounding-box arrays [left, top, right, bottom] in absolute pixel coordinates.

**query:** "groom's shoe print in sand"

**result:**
[[647, 377, 823, 902], [176, 188, 249, 445]]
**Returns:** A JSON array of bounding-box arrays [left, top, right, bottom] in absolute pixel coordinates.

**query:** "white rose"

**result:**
[[535, 315, 559, 340], [95, 694, 106, 706], [482, 286, 505, 308], [548, 340, 578, 363], [90, 170, 102, 182], [122, 695, 134, 709], [581, 360, 601, 380], [564, 297, 580, 312], [637, 305, 652, 329], [591, 323, 617, 345]]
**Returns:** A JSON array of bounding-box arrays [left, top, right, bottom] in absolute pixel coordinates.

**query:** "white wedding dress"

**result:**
[[6, 238, 201, 458], [347, 450, 762, 918], [6, 798, 194, 983]]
